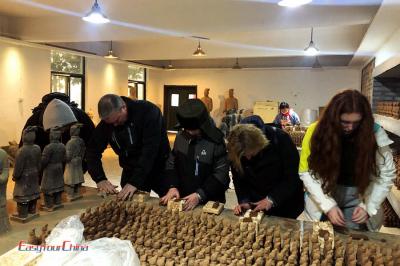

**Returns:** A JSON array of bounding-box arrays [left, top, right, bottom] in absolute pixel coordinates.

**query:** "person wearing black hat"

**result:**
[[273, 102, 300, 128], [160, 99, 229, 211]]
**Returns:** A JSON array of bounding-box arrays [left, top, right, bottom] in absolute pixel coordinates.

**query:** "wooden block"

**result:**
[[244, 209, 264, 223], [10, 213, 39, 223], [167, 198, 185, 212], [133, 191, 150, 202], [203, 201, 224, 215]]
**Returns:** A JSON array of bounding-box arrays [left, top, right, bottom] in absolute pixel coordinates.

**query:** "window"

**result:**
[[128, 65, 146, 100], [50, 51, 85, 109]]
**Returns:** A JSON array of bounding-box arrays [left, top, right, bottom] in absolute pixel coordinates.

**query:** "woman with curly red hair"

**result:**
[[299, 89, 396, 231]]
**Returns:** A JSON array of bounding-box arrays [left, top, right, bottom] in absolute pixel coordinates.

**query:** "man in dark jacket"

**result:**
[[86, 94, 170, 200], [228, 115, 304, 219], [160, 99, 229, 211]]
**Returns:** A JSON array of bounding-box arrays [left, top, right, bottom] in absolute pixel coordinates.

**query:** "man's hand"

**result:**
[[327, 206, 346, 226], [117, 184, 137, 201], [233, 203, 251, 215], [160, 188, 180, 205], [183, 193, 200, 211], [352, 206, 369, 224], [97, 180, 118, 194], [252, 198, 273, 212]]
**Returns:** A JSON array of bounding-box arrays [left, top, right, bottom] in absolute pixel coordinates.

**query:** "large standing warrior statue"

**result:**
[[12, 126, 41, 221], [64, 124, 85, 200], [41, 127, 66, 211], [0, 148, 10, 232]]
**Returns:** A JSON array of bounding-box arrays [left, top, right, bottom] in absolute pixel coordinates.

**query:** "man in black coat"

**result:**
[[160, 99, 229, 211], [86, 94, 170, 200], [229, 115, 304, 219]]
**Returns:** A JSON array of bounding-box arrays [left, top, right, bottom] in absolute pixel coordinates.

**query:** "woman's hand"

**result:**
[[352, 206, 369, 224], [233, 203, 251, 215], [327, 206, 346, 226]]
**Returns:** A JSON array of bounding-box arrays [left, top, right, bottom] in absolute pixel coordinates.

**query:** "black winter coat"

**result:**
[[165, 132, 229, 203], [232, 126, 304, 219], [86, 97, 170, 194]]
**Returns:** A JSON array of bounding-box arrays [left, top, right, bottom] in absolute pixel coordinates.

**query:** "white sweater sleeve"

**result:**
[[300, 171, 337, 213], [363, 145, 396, 216]]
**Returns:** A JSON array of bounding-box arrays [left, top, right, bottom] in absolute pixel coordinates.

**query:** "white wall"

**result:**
[[147, 68, 361, 123], [85, 58, 128, 125], [0, 41, 50, 146], [0, 39, 128, 146]]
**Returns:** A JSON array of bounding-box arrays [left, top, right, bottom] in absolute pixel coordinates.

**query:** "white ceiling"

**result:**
[[0, 0, 389, 68]]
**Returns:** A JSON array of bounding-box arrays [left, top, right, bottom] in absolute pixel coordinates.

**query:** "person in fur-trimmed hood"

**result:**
[[160, 99, 229, 211], [299, 89, 396, 231]]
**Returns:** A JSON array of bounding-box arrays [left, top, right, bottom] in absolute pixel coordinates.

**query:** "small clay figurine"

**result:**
[[0, 148, 11, 232], [64, 124, 85, 201], [224, 88, 239, 113], [12, 127, 41, 221], [200, 88, 213, 113], [41, 127, 66, 211]]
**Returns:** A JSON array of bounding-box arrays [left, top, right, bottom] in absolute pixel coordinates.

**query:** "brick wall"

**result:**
[[373, 78, 400, 112], [361, 59, 375, 104]]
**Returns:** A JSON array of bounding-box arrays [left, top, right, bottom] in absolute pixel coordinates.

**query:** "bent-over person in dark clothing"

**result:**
[[160, 99, 229, 211], [227, 117, 304, 218], [86, 94, 170, 200]]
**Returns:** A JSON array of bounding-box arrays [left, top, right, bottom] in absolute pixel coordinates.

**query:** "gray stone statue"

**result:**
[[41, 128, 66, 211], [12, 127, 41, 221], [64, 124, 85, 201], [0, 148, 10, 232]]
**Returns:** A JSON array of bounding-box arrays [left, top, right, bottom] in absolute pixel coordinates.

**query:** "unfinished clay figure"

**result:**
[[0, 148, 10, 232], [41, 127, 66, 210], [12, 127, 41, 219], [64, 124, 85, 200], [224, 88, 239, 113]]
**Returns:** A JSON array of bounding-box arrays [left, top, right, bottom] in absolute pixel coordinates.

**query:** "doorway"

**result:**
[[164, 85, 197, 131]]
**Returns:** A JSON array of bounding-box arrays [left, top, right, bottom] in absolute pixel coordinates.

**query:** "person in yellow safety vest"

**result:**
[[299, 89, 395, 231]]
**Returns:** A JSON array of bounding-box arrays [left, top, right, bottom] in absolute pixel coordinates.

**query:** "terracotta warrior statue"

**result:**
[[200, 88, 213, 113], [224, 88, 239, 113], [0, 148, 10, 232], [12, 127, 41, 219], [41, 128, 66, 210], [64, 124, 85, 200]]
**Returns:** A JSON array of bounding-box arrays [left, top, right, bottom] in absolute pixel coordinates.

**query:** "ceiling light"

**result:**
[[304, 27, 319, 56], [312, 56, 322, 68], [232, 58, 242, 69], [82, 0, 110, 24], [193, 41, 206, 57], [278, 0, 312, 7], [165, 60, 175, 70], [104, 41, 118, 59]]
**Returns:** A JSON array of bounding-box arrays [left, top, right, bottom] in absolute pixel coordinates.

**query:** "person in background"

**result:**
[[21, 92, 95, 150], [227, 118, 304, 219], [160, 99, 229, 211], [86, 94, 170, 200], [20, 93, 95, 174], [299, 90, 395, 231], [273, 102, 300, 128]]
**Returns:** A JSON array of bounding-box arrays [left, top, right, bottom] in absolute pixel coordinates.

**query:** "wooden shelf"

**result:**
[[374, 114, 400, 136], [387, 186, 400, 218]]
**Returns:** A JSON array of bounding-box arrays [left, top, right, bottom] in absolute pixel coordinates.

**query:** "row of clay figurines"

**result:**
[[12, 124, 85, 220]]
